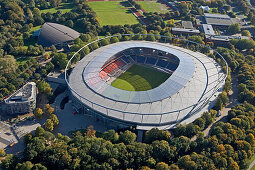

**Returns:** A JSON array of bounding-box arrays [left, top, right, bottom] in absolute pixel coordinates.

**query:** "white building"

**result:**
[[2, 82, 37, 114]]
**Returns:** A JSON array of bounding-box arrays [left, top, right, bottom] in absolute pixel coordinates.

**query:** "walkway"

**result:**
[[53, 90, 107, 136]]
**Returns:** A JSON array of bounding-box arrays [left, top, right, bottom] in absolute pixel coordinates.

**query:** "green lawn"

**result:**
[[30, 25, 41, 34], [40, 2, 74, 14], [88, 1, 139, 26], [111, 64, 170, 91], [137, 0, 169, 13]]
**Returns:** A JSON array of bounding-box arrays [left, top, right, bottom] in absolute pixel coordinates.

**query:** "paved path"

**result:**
[[53, 90, 107, 136], [249, 160, 255, 170]]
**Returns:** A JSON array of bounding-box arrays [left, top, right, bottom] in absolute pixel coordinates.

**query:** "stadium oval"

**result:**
[[66, 35, 227, 130]]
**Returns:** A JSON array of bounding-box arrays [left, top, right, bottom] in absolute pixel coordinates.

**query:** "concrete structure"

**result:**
[[47, 72, 66, 85], [202, 24, 216, 36], [172, 28, 200, 35], [205, 35, 250, 45], [196, 13, 241, 28], [199, 6, 210, 12], [181, 21, 194, 29], [66, 38, 227, 130], [36, 22, 80, 47], [2, 82, 37, 114], [204, 13, 240, 28]]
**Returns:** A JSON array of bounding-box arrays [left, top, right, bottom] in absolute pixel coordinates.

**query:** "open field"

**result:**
[[137, 0, 169, 13], [111, 64, 170, 91], [40, 2, 74, 14], [88, 1, 139, 26]]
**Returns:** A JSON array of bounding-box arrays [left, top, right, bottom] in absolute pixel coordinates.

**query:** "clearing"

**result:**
[[40, 2, 74, 14]]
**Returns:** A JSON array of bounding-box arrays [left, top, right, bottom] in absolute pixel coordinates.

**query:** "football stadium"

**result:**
[[66, 35, 227, 130]]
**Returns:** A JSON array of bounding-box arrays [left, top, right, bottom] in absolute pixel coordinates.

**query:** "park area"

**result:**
[[137, 0, 169, 13], [111, 64, 170, 91], [88, 1, 139, 26]]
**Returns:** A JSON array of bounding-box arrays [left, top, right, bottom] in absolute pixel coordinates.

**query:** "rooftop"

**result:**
[[181, 21, 194, 29], [202, 24, 216, 35], [6, 82, 36, 103], [68, 41, 225, 126], [204, 13, 240, 26], [37, 22, 80, 47], [172, 28, 200, 34], [204, 13, 230, 19]]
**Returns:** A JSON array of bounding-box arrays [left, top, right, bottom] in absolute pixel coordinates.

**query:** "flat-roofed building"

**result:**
[[204, 13, 240, 28], [2, 82, 37, 114], [206, 35, 250, 45], [172, 28, 200, 35], [181, 21, 194, 29], [202, 24, 216, 36]]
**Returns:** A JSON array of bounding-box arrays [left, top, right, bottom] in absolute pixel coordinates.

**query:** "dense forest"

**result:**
[[0, 0, 254, 169]]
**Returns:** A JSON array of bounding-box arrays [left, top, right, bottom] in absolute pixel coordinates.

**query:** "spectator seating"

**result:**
[[146, 57, 157, 65], [137, 56, 146, 64], [156, 59, 169, 68]]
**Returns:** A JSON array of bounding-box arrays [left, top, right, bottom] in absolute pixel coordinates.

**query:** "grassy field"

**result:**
[[40, 2, 74, 14], [111, 64, 170, 91], [30, 25, 41, 33], [137, 0, 169, 13], [88, 1, 139, 26]]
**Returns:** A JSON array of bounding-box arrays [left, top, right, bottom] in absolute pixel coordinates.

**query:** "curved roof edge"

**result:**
[[37, 22, 80, 47]]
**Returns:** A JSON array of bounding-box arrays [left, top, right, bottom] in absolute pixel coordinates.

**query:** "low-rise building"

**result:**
[[181, 21, 194, 29], [1, 82, 37, 114], [201, 24, 216, 36], [205, 35, 250, 45], [199, 6, 210, 12], [196, 13, 241, 29], [172, 28, 200, 35]]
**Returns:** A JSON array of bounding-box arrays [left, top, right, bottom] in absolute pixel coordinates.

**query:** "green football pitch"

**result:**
[[88, 1, 139, 26], [111, 64, 170, 91], [137, 1, 169, 13]]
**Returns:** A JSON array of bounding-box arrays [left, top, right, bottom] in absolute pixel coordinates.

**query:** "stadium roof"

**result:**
[[37, 22, 80, 47], [68, 41, 225, 127]]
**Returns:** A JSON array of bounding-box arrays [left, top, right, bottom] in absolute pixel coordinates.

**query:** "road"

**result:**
[[191, 73, 239, 141]]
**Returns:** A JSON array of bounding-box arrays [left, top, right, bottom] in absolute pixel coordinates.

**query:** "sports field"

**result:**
[[111, 64, 170, 91], [137, 0, 169, 13], [88, 1, 139, 26]]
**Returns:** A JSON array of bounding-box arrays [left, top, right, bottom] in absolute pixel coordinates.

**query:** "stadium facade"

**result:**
[[66, 36, 227, 130]]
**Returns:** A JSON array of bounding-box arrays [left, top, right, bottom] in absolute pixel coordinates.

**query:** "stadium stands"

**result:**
[[137, 56, 146, 64], [156, 59, 169, 68], [146, 57, 157, 65], [99, 47, 180, 81]]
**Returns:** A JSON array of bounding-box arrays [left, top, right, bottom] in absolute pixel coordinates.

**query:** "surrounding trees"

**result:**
[[228, 23, 241, 34], [34, 108, 43, 119], [3, 102, 254, 170], [37, 81, 52, 96], [0, 148, 5, 157], [44, 119, 54, 131]]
